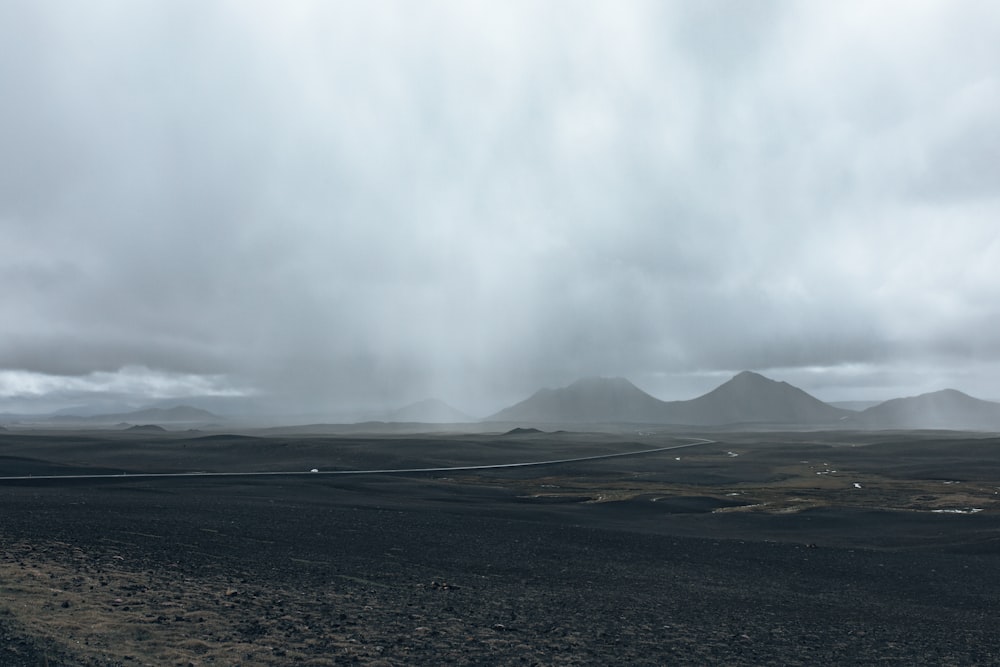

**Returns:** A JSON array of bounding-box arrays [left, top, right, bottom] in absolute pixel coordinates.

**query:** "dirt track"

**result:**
[[2, 430, 1000, 665]]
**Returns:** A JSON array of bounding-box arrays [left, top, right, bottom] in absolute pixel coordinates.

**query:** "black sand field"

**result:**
[[2, 429, 999, 665]]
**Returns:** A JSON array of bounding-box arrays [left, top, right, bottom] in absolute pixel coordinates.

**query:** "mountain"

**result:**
[[387, 398, 472, 423], [53, 405, 220, 425], [666, 371, 850, 426], [486, 377, 673, 423], [486, 372, 850, 426], [854, 389, 1000, 430]]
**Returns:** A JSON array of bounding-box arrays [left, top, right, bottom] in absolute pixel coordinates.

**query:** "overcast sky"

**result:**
[[2, 1, 999, 416]]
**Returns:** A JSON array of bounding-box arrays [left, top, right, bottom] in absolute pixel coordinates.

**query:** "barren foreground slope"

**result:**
[[1, 429, 999, 665]]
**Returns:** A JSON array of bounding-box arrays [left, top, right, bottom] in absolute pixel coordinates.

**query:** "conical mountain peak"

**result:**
[[727, 370, 781, 386], [668, 371, 848, 425], [486, 376, 665, 423]]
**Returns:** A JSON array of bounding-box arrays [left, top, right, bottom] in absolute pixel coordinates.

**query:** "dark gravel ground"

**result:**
[[1, 431, 999, 665], [2, 478, 1000, 666]]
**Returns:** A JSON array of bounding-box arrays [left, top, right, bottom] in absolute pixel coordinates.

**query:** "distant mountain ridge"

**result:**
[[8, 375, 1000, 432], [487, 371, 849, 426], [852, 389, 1000, 430], [486, 372, 1000, 430], [52, 405, 220, 424]]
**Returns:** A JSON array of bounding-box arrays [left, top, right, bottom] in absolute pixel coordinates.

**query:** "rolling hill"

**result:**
[[52, 405, 220, 425], [487, 377, 670, 423], [854, 389, 1000, 430]]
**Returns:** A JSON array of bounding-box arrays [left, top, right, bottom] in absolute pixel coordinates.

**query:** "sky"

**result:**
[[2, 1, 999, 417]]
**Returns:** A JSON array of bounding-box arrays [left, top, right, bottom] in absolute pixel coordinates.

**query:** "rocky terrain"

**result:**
[[1, 429, 999, 665]]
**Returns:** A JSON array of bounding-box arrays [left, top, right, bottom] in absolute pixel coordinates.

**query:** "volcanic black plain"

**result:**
[[2, 428, 999, 665]]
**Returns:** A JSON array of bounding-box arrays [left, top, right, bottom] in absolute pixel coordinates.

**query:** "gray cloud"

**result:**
[[2, 1, 1000, 415]]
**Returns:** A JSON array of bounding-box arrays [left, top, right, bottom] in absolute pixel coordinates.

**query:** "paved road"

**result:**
[[0, 437, 716, 483]]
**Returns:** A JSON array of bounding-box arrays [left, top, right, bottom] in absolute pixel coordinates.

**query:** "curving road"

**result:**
[[0, 437, 716, 483]]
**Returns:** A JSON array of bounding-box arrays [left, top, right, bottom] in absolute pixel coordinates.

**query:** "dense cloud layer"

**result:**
[[2, 1, 999, 415]]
